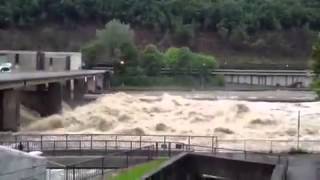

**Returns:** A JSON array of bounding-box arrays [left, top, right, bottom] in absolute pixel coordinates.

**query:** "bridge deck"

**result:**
[[0, 70, 106, 90]]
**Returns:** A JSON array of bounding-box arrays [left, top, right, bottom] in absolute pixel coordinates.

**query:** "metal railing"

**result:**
[[0, 133, 217, 152], [2, 133, 320, 153], [47, 145, 156, 180]]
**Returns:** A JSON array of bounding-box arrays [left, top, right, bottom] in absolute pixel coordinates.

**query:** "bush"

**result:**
[[141, 44, 165, 76], [192, 53, 217, 73], [165, 47, 195, 73]]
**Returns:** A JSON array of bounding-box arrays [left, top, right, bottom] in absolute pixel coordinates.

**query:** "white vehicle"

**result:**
[[0, 62, 12, 72]]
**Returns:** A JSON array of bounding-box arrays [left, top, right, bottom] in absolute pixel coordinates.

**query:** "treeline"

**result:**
[[1, 0, 320, 33]]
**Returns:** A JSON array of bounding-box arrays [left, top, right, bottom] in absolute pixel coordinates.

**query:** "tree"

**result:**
[[82, 19, 138, 67], [165, 47, 194, 74], [312, 34, 320, 97], [141, 44, 164, 76]]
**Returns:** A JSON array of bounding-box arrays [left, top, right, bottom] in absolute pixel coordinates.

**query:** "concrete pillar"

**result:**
[[74, 79, 87, 101], [21, 83, 62, 117], [96, 75, 104, 92], [104, 72, 111, 90], [0, 89, 20, 131], [87, 76, 96, 93], [63, 80, 72, 102], [46, 82, 62, 116]]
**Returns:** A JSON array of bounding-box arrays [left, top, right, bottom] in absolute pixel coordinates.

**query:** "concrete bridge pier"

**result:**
[[74, 79, 88, 101], [20, 82, 62, 117], [0, 89, 20, 131]]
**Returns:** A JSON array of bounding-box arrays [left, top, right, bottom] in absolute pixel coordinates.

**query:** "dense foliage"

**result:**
[[82, 20, 138, 67], [312, 35, 320, 97], [140, 44, 165, 76], [1, 0, 320, 33]]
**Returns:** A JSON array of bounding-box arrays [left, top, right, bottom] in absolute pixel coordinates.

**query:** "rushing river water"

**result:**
[[20, 91, 320, 141]]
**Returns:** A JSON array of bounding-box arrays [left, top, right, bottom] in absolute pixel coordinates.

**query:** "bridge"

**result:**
[[212, 69, 314, 88], [0, 70, 108, 131]]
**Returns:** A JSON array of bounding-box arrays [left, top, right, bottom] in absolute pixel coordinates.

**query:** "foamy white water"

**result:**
[[21, 92, 320, 140]]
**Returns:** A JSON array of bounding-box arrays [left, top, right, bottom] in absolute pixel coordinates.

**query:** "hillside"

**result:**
[[0, 24, 314, 69], [0, 0, 319, 69]]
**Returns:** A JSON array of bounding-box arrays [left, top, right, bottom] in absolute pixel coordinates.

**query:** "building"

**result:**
[[0, 50, 82, 71]]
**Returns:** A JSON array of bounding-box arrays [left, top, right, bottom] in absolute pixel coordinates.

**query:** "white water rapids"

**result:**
[[20, 91, 320, 141]]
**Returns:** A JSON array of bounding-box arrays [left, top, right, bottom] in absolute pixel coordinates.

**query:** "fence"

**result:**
[[2, 133, 320, 153], [0, 134, 217, 153], [47, 145, 156, 180]]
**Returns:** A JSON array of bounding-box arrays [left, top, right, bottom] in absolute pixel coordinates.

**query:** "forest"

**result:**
[[0, 0, 319, 70], [1, 0, 319, 32]]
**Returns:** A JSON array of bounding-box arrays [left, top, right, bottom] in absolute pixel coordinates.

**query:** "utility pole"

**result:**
[[297, 110, 301, 150]]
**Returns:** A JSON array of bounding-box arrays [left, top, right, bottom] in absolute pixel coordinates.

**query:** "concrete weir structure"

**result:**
[[0, 50, 108, 131]]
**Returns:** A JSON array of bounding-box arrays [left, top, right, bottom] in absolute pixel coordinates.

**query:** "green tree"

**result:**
[[165, 47, 194, 74], [82, 19, 138, 68], [141, 44, 164, 76]]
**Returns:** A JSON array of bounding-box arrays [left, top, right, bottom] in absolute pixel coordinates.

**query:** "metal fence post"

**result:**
[[66, 135, 68, 150], [72, 167, 75, 180], [102, 157, 105, 176], [79, 140, 81, 156], [90, 135, 93, 150], [40, 135, 43, 151], [115, 136, 118, 150], [66, 168, 68, 180], [105, 140, 108, 153], [156, 142, 159, 156], [188, 136, 191, 151], [211, 137, 214, 153], [53, 140, 56, 156], [139, 136, 142, 149], [126, 152, 129, 168], [168, 142, 171, 157]]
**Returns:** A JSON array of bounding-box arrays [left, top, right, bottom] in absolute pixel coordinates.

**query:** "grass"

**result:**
[[108, 159, 167, 180]]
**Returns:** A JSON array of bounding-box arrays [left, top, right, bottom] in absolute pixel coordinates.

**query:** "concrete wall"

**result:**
[[144, 153, 276, 180], [0, 146, 47, 180]]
